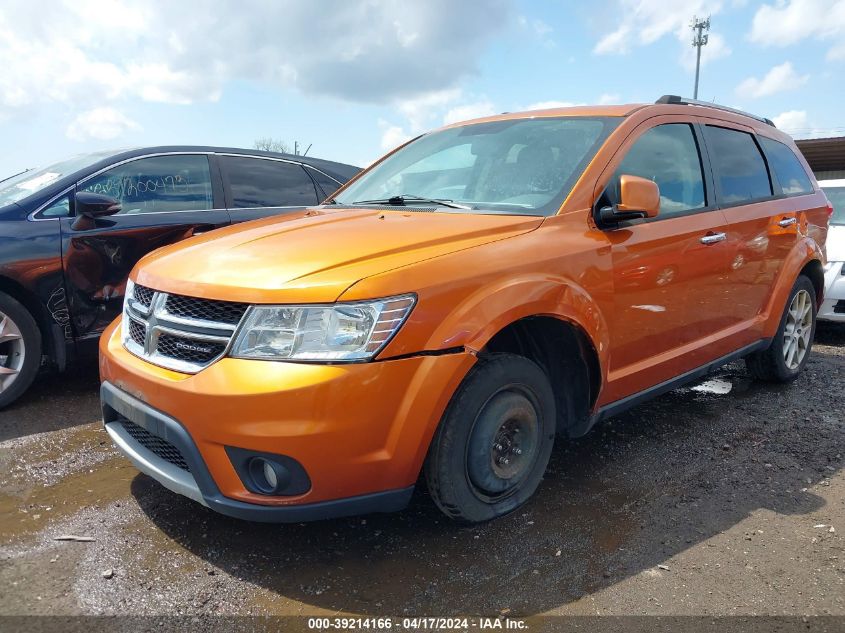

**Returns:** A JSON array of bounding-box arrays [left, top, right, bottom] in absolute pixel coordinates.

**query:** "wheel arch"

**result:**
[[480, 314, 602, 438], [0, 275, 61, 367], [799, 258, 824, 306]]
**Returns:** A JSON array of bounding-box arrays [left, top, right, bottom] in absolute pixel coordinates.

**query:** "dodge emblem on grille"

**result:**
[[173, 341, 215, 355]]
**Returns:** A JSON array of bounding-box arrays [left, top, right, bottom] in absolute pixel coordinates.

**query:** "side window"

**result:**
[[222, 157, 319, 208], [79, 155, 213, 214], [610, 123, 706, 218], [305, 167, 343, 199], [703, 126, 772, 204], [759, 137, 814, 195], [39, 195, 71, 218]]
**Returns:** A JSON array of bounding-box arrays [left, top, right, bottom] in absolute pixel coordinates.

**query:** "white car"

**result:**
[[820, 179, 845, 323]]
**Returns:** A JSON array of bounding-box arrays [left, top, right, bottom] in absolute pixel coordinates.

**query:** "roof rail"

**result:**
[[655, 95, 775, 127]]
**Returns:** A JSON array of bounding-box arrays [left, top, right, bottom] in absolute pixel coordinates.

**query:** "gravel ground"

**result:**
[[0, 325, 842, 621]]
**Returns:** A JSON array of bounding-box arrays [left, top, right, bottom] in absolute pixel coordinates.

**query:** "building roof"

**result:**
[[795, 137, 845, 173]]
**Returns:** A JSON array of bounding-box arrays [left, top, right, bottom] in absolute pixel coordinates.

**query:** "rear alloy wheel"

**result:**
[[425, 353, 555, 523], [0, 292, 42, 409], [782, 288, 813, 370], [746, 275, 816, 383]]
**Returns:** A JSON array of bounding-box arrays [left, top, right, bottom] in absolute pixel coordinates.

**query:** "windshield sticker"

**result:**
[[16, 172, 60, 191]]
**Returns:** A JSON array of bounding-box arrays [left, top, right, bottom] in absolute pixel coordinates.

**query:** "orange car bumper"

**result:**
[[99, 320, 475, 521]]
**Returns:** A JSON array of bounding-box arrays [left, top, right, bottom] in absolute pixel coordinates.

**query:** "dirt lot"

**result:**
[[0, 326, 843, 622]]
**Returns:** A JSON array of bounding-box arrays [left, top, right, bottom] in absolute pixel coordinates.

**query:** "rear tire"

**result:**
[[425, 353, 556, 523], [0, 292, 42, 409], [746, 275, 816, 383]]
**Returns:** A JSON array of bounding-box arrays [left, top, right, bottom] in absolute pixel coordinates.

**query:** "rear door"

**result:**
[[60, 153, 230, 342], [700, 123, 817, 337], [597, 118, 734, 401], [219, 155, 321, 223]]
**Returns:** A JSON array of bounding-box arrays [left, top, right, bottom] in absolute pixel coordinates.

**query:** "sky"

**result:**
[[1, 0, 844, 176]]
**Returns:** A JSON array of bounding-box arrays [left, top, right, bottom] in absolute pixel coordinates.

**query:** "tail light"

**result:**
[[827, 202, 835, 218]]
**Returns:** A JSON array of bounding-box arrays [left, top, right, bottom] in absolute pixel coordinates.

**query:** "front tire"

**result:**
[[0, 292, 42, 409], [425, 353, 556, 523], [746, 275, 816, 383]]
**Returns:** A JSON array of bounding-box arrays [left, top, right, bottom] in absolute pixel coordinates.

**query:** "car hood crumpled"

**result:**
[[133, 207, 543, 304]]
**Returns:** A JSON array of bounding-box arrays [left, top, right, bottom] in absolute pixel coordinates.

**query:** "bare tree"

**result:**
[[253, 137, 291, 154]]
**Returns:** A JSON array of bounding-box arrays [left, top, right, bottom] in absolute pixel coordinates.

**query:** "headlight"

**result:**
[[230, 294, 416, 362]]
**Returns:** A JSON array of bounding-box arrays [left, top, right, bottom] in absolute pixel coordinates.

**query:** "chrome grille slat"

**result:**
[[124, 285, 245, 374]]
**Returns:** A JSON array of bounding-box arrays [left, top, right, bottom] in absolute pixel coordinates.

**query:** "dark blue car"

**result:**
[[0, 146, 359, 408]]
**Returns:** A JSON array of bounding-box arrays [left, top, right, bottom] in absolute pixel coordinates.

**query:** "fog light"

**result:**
[[263, 461, 278, 489], [248, 457, 291, 494]]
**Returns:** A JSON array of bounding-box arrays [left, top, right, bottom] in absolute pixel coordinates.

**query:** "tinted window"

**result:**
[[80, 155, 213, 214], [305, 166, 343, 199], [223, 157, 318, 208], [704, 126, 772, 204], [611, 124, 706, 218], [759, 137, 814, 195]]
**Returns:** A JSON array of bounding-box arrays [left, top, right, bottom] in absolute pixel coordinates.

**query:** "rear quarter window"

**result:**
[[759, 137, 814, 195]]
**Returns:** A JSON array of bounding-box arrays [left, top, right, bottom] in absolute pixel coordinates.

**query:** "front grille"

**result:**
[[121, 420, 189, 471], [165, 295, 248, 325], [156, 333, 227, 364], [134, 284, 155, 308], [128, 319, 146, 347], [123, 287, 246, 373]]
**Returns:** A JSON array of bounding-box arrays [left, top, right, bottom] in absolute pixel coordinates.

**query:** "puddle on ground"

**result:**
[[690, 377, 734, 395]]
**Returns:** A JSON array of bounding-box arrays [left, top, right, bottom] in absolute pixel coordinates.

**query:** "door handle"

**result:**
[[700, 232, 727, 245], [777, 217, 797, 228]]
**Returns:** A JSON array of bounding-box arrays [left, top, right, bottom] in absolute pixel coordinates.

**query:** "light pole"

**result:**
[[691, 16, 710, 100]]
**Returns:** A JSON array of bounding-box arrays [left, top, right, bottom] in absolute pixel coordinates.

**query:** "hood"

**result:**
[[134, 207, 543, 304], [827, 224, 845, 262]]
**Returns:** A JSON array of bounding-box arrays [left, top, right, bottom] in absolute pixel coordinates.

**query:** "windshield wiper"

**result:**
[[350, 195, 472, 210]]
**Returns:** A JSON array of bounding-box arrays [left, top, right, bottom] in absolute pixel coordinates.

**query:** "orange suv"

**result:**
[[100, 96, 830, 523]]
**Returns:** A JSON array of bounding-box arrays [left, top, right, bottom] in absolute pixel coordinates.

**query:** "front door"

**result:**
[[60, 153, 230, 343], [598, 121, 733, 403]]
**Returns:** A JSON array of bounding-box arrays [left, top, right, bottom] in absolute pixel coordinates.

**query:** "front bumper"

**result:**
[[99, 320, 476, 521], [102, 382, 414, 521], [819, 262, 845, 323]]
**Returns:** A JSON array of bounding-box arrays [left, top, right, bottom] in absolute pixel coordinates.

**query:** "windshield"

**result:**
[[822, 185, 845, 225], [0, 150, 118, 207], [335, 117, 619, 216]]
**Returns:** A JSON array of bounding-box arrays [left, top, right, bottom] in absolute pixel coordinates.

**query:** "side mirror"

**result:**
[[598, 175, 660, 228], [71, 192, 121, 230]]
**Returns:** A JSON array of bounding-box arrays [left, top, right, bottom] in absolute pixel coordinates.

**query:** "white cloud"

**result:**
[[523, 100, 581, 110], [380, 90, 497, 150], [598, 93, 621, 105], [749, 0, 845, 61], [66, 107, 140, 141], [443, 101, 497, 124], [772, 110, 842, 139], [594, 1, 730, 71], [0, 0, 509, 120], [518, 15, 555, 46], [396, 89, 462, 131], [594, 24, 633, 55], [772, 110, 808, 132], [735, 62, 809, 98], [378, 119, 413, 151]]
